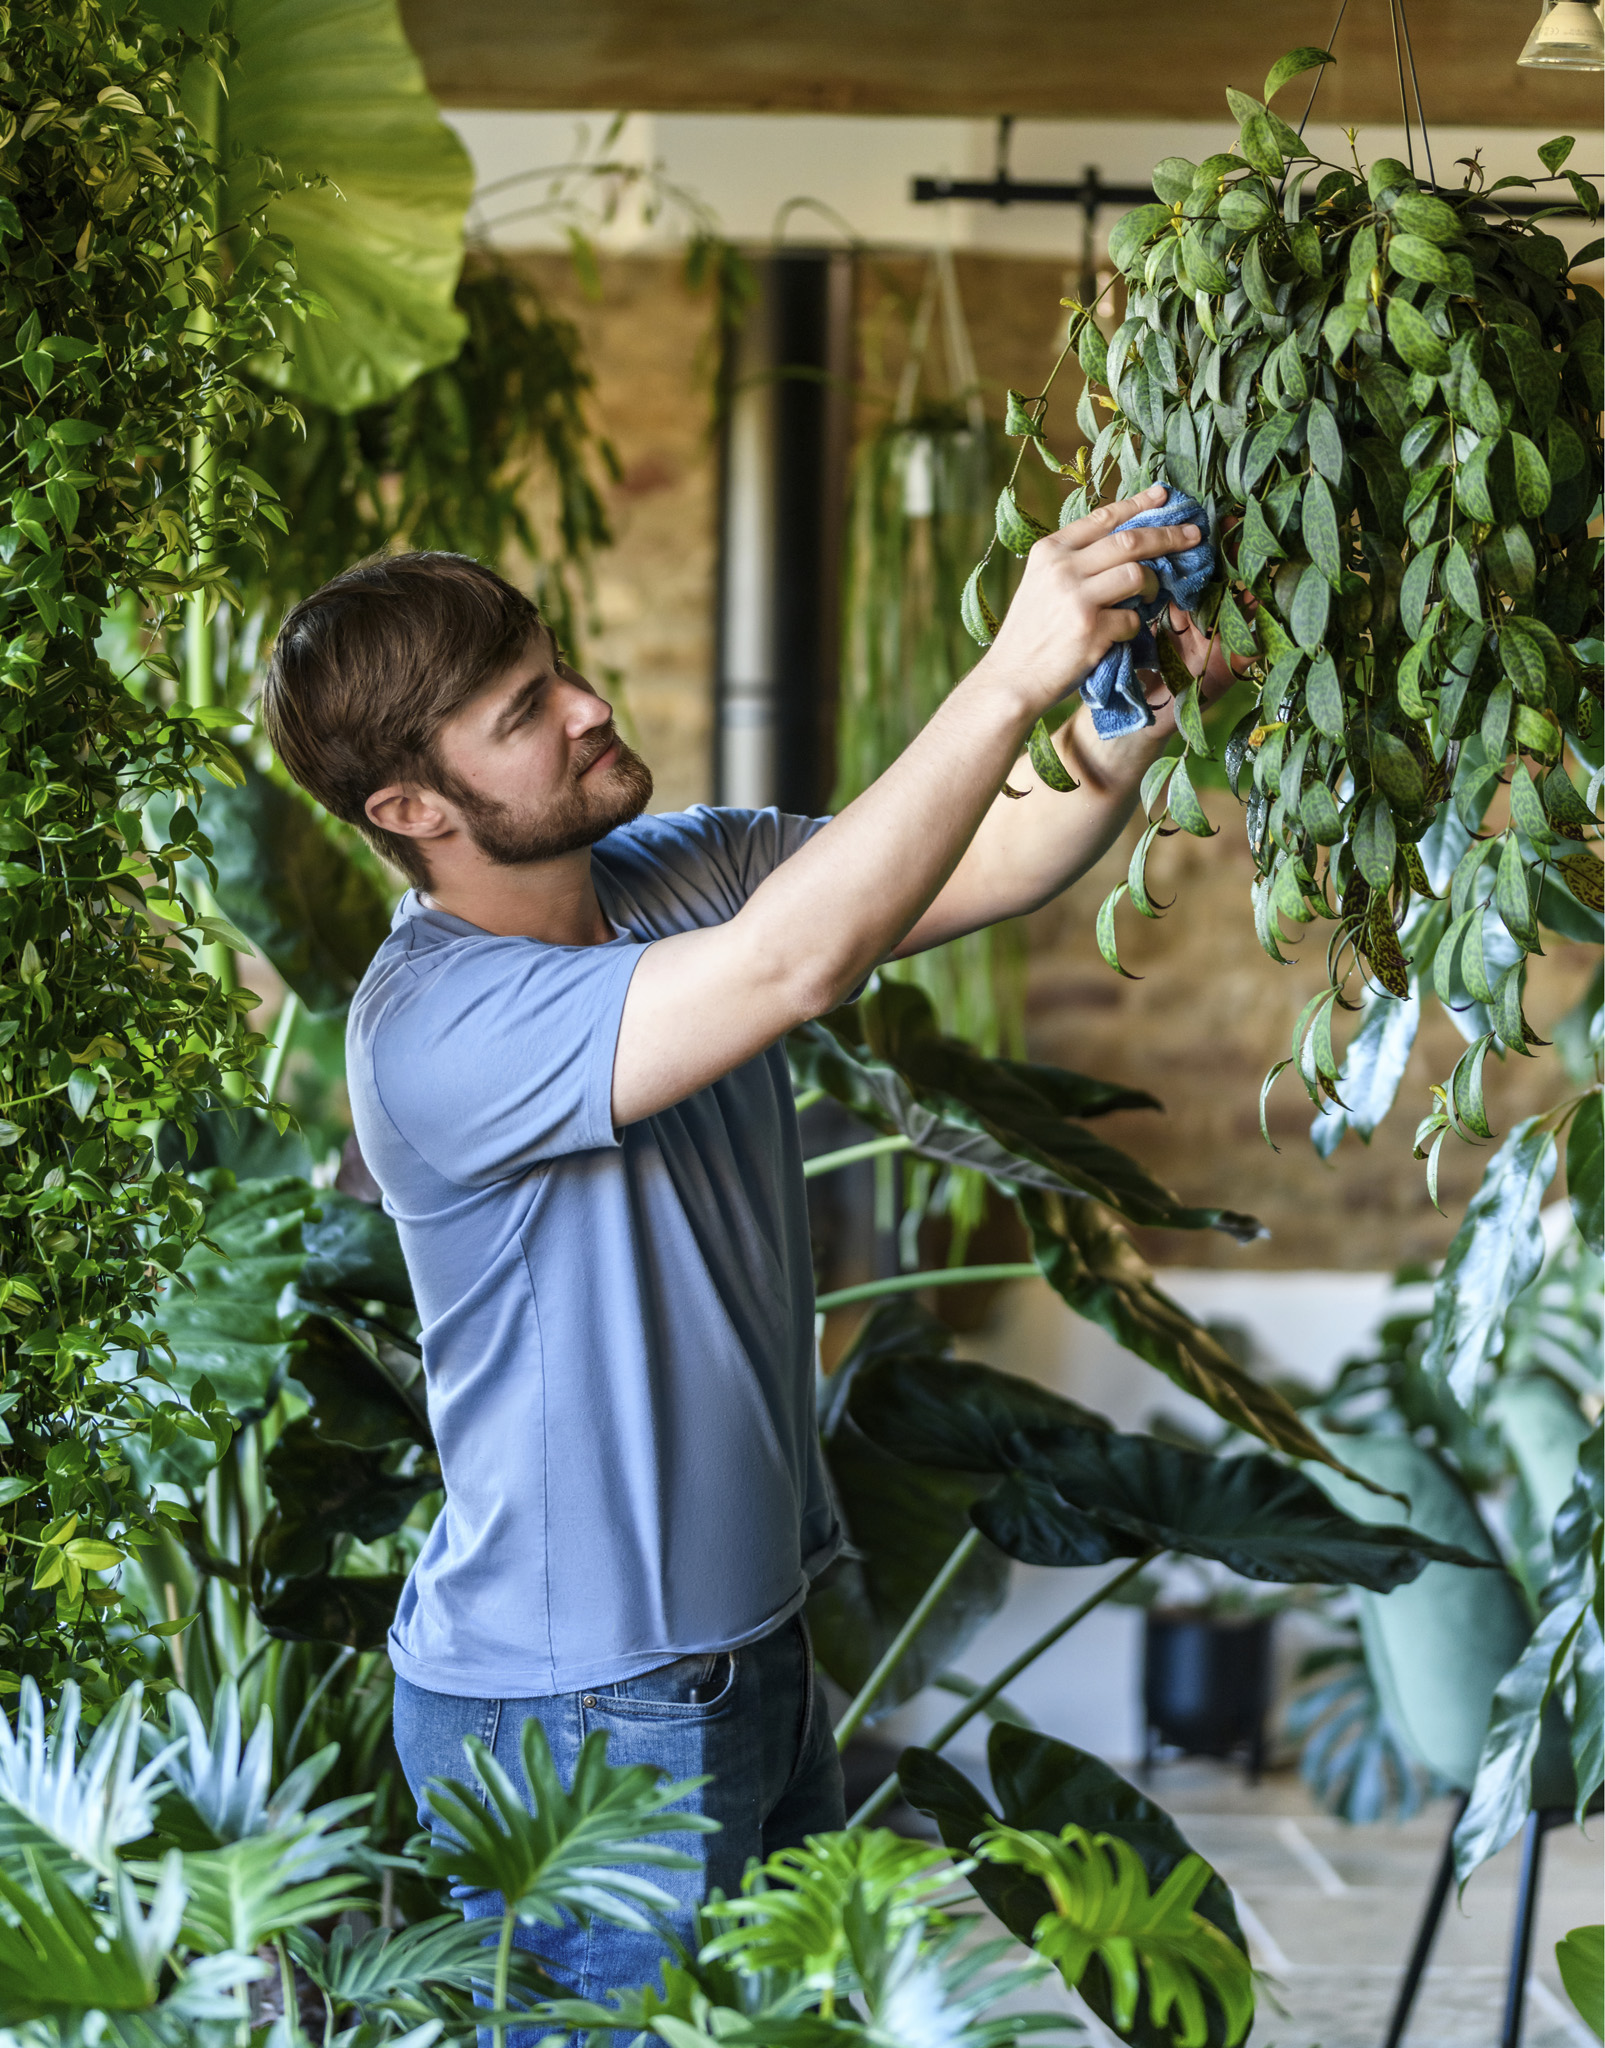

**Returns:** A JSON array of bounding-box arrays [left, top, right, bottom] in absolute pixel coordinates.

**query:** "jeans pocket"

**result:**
[[594, 1649, 738, 1717]]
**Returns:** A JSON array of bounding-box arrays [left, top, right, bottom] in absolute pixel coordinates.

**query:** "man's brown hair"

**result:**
[[259, 551, 544, 885]]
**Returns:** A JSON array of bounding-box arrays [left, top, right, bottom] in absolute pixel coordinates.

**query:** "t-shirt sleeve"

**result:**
[[370, 938, 645, 1186]]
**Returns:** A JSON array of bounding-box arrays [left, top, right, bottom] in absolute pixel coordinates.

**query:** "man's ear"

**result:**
[[365, 783, 453, 846]]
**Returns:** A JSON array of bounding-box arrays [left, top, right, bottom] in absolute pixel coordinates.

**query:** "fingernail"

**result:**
[[1181, 525, 1199, 541]]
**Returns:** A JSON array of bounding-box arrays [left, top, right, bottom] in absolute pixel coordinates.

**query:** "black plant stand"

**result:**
[[1379, 1797, 1573, 2048], [1141, 1609, 1273, 1786]]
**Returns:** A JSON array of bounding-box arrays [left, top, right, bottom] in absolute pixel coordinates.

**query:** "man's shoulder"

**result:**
[[594, 805, 824, 931]]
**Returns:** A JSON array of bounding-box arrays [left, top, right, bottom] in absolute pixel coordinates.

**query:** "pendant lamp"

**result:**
[[1517, 0, 1605, 68]]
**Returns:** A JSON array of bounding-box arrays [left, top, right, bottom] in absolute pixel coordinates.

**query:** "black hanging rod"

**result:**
[[909, 168, 1594, 221], [910, 118, 1595, 221]]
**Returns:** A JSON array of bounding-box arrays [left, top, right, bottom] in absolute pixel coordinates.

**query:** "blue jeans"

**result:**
[[393, 1614, 844, 2024]]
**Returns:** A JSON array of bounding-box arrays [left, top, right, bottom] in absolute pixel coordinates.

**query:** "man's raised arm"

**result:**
[[610, 484, 1202, 1126]]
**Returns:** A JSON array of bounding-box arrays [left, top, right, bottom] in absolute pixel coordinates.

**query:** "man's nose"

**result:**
[[559, 675, 611, 732]]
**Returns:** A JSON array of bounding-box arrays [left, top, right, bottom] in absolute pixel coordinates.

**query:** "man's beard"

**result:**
[[452, 727, 654, 866]]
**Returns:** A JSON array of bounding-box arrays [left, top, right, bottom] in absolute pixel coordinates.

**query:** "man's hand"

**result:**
[[983, 483, 1203, 716]]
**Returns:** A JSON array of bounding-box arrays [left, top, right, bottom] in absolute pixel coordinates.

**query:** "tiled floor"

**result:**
[[963, 1760, 1601, 2048]]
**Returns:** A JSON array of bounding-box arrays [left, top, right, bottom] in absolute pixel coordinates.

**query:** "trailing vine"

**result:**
[[964, 46, 1603, 1188], [0, 0, 307, 1697]]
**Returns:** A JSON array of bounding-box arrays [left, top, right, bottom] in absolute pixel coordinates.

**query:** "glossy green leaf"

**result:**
[[1567, 1093, 1602, 1255], [1389, 191, 1464, 243], [1014, 1190, 1411, 1481], [1303, 651, 1344, 739], [1423, 1118, 1560, 1404], [1305, 400, 1345, 487], [1386, 298, 1450, 375], [1495, 831, 1542, 952], [1097, 883, 1139, 979], [1264, 45, 1334, 104], [996, 485, 1050, 556], [155, 1176, 317, 1416], [1168, 754, 1216, 838], [961, 561, 999, 648], [1387, 234, 1455, 289], [199, 750, 391, 1018], [1238, 114, 1283, 181], [1029, 718, 1078, 792], [1302, 473, 1344, 590], [853, 1360, 1488, 1587], [1556, 1926, 1604, 2042], [1509, 433, 1553, 518], [1372, 731, 1425, 814], [1352, 795, 1397, 889], [149, 0, 472, 411], [903, 1730, 1248, 2048], [787, 985, 1247, 1236], [1289, 561, 1332, 649]]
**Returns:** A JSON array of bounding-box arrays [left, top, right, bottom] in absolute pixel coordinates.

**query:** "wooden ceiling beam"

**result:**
[[400, 0, 1603, 126]]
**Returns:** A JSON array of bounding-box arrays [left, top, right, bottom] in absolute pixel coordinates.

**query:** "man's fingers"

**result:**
[[1056, 481, 1167, 550], [1073, 521, 1200, 578]]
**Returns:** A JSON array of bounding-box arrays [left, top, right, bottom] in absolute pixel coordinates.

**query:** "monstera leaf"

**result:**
[[903, 1728, 1248, 2048], [807, 1305, 1012, 1718], [790, 983, 1261, 1240], [301, 1191, 413, 1308], [149, 0, 471, 411], [202, 753, 392, 1018], [848, 1355, 1491, 1590]]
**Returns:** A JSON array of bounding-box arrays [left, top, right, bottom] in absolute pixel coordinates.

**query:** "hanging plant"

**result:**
[[963, 47, 1603, 1188], [0, 0, 310, 1698]]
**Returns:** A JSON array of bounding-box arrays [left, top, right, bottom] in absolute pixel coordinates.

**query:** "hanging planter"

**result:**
[[963, 44, 1603, 1186]]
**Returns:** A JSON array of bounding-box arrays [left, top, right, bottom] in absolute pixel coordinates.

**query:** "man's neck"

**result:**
[[421, 845, 614, 946]]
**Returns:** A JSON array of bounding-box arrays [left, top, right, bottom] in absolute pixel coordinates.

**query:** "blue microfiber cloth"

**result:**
[[1077, 486, 1214, 738]]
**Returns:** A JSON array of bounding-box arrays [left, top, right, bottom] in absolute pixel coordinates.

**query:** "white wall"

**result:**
[[445, 108, 1603, 266]]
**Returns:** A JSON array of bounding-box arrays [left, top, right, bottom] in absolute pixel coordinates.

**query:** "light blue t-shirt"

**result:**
[[347, 806, 842, 1699]]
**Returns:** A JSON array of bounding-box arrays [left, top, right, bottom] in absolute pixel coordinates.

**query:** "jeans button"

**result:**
[[582, 1694, 597, 1707]]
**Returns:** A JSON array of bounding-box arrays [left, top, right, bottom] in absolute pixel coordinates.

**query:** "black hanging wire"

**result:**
[[1396, 0, 1436, 189], [1387, 0, 1416, 177], [1296, 0, 1350, 141]]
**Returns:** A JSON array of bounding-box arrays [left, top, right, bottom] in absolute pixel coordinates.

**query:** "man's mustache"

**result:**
[[573, 724, 620, 777]]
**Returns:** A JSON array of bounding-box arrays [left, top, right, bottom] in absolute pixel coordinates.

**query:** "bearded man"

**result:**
[[260, 485, 1225, 2021]]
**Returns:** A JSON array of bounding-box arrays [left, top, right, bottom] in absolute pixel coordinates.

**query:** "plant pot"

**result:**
[[1142, 1606, 1275, 1781]]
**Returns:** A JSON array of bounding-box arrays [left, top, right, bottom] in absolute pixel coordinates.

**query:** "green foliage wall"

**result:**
[[0, 0, 302, 1696]]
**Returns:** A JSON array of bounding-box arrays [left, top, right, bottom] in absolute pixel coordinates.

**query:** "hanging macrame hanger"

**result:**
[[894, 260, 941, 426], [935, 246, 986, 437]]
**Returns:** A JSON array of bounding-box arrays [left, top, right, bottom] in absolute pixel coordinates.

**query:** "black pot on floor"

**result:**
[[1142, 1607, 1274, 1782]]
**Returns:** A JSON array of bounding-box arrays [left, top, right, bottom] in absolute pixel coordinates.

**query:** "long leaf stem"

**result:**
[[261, 988, 301, 1102], [803, 1133, 912, 1179], [815, 1263, 1037, 1313], [834, 1526, 982, 1752], [846, 1550, 1158, 1827], [492, 1906, 516, 2048]]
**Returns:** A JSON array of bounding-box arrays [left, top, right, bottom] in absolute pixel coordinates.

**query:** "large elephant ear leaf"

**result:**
[[202, 753, 392, 1018], [1018, 1189, 1381, 1487], [903, 1729, 1250, 2048], [791, 987, 1261, 1239], [150, 0, 472, 411]]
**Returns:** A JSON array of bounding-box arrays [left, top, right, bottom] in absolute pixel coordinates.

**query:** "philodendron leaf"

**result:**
[[902, 1728, 1248, 2048], [200, 752, 391, 1019], [1422, 1117, 1560, 1404], [154, 1176, 317, 1417], [847, 1358, 1487, 1588], [788, 984, 1252, 1238], [1017, 1189, 1381, 1484], [1311, 984, 1421, 1157], [148, 0, 472, 411]]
